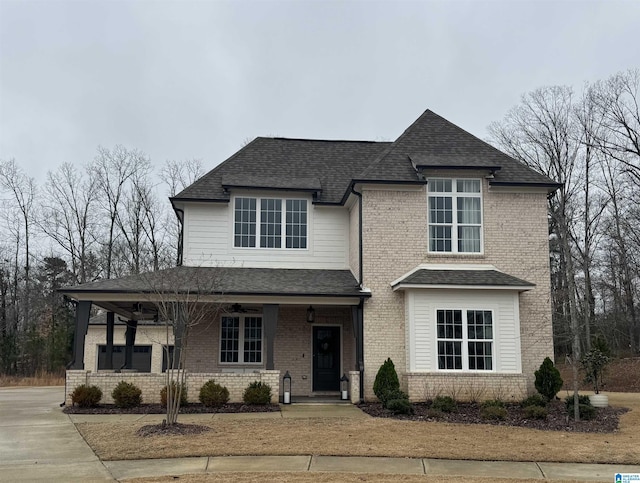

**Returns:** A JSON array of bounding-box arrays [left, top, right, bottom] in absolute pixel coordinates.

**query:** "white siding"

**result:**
[[182, 199, 350, 269], [407, 289, 522, 373]]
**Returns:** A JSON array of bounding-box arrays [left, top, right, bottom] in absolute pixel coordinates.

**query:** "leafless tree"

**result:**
[[0, 160, 37, 330], [41, 163, 99, 284], [489, 86, 584, 419], [92, 145, 148, 278], [141, 267, 224, 426]]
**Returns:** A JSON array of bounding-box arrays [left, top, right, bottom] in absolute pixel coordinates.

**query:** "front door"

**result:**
[[312, 326, 341, 391]]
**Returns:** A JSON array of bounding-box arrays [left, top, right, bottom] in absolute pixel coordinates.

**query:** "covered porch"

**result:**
[[60, 266, 368, 405]]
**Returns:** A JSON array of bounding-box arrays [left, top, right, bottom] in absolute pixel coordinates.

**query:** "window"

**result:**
[[234, 197, 307, 249], [428, 179, 482, 253], [436, 309, 493, 371], [220, 315, 263, 364]]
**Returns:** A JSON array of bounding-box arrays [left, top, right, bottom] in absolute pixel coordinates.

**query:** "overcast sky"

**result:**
[[1, 0, 638, 182]]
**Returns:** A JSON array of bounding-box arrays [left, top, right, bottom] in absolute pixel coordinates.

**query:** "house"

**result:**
[[61, 109, 559, 405]]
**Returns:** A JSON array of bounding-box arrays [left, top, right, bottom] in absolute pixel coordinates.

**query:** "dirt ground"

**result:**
[[76, 392, 640, 465]]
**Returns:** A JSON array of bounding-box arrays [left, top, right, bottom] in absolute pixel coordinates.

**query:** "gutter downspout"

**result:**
[[175, 208, 184, 266], [350, 185, 363, 288], [350, 184, 365, 402]]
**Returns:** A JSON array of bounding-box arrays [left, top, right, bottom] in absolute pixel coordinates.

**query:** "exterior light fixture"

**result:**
[[306, 306, 315, 324], [340, 373, 349, 401], [283, 371, 292, 404]]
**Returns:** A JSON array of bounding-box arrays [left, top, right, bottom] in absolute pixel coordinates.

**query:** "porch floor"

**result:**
[[290, 394, 351, 405]]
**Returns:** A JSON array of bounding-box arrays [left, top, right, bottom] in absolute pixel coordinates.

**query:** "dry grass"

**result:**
[[77, 392, 640, 465], [0, 371, 65, 387], [128, 473, 581, 483]]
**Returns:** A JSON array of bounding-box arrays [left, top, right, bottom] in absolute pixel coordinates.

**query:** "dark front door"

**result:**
[[313, 326, 341, 391]]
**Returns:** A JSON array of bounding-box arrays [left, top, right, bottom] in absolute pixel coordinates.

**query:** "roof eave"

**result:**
[[392, 283, 534, 292]]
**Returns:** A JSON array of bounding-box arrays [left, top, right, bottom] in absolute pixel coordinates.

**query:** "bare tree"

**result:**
[[41, 163, 99, 284], [0, 160, 37, 331], [489, 86, 583, 419], [162, 159, 204, 198], [92, 146, 148, 278], [141, 267, 223, 426]]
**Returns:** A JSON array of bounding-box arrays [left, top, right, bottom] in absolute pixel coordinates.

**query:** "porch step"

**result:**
[[290, 396, 351, 405]]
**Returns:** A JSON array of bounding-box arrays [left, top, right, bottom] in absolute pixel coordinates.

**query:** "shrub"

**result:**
[[373, 358, 400, 406], [112, 381, 142, 408], [581, 348, 610, 394], [386, 398, 414, 415], [480, 405, 507, 420], [564, 394, 591, 411], [199, 380, 230, 407], [481, 399, 505, 409], [534, 357, 563, 401], [431, 395, 457, 413], [243, 381, 272, 405], [71, 384, 102, 408], [568, 403, 597, 420], [520, 394, 547, 408], [160, 382, 188, 407], [524, 405, 547, 420]]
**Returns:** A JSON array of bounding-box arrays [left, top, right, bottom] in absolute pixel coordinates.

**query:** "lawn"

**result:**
[[76, 392, 640, 465]]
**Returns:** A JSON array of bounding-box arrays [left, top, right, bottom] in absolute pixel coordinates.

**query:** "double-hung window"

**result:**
[[234, 197, 307, 249], [220, 315, 263, 364], [428, 179, 482, 253], [436, 309, 493, 371]]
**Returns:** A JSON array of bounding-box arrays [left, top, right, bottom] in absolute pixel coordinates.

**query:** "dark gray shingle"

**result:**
[[392, 269, 534, 288]]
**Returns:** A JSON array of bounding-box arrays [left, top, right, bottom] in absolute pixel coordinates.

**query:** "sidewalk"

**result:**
[[103, 455, 640, 481]]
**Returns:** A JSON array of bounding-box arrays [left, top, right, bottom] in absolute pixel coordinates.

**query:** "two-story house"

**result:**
[[62, 109, 559, 405]]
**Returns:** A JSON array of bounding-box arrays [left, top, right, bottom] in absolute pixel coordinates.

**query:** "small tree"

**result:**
[[373, 358, 400, 406], [534, 357, 563, 401], [581, 348, 610, 394]]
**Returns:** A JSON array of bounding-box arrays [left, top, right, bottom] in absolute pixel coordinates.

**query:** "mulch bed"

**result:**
[[358, 400, 628, 433], [63, 403, 280, 414]]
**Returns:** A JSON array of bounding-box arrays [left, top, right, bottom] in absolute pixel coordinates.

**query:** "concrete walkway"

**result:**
[[2, 386, 640, 482]]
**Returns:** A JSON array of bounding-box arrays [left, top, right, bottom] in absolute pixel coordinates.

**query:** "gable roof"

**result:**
[[174, 138, 390, 205], [357, 110, 558, 186], [172, 109, 559, 206]]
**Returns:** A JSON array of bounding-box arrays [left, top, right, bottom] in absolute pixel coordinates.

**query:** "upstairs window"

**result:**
[[428, 178, 482, 253], [234, 197, 307, 249]]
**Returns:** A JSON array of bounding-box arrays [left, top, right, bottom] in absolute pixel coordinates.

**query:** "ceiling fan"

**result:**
[[229, 303, 260, 314]]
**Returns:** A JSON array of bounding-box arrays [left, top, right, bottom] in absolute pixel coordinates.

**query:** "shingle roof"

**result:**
[[61, 266, 365, 298], [392, 269, 534, 289], [171, 109, 559, 206], [358, 110, 559, 187], [174, 138, 390, 205]]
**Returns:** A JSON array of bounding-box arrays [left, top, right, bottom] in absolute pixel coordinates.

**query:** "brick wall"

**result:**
[[65, 370, 281, 405], [404, 372, 528, 402], [360, 179, 553, 400]]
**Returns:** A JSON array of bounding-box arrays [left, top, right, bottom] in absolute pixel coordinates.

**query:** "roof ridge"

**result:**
[[356, 108, 435, 179], [257, 136, 390, 145]]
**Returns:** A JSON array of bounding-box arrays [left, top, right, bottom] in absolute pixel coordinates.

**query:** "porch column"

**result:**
[[351, 301, 364, 401], [124, 320, 138, 369], [263, 304, 279, 370], [173, 304, 185, 370], [105, 312, 115, 370], [71, 300, 91, 370]]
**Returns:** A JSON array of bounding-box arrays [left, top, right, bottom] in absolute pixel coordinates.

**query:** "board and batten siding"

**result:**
[[182, 200, 350, 269], [406, 289, 522, 373]]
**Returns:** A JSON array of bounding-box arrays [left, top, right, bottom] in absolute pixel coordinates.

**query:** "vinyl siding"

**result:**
[[182, 200, 349, 269], [407, 289, 521, 373]]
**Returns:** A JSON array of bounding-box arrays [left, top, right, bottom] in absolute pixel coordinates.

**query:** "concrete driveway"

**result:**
[[0, 386, 113, 482]]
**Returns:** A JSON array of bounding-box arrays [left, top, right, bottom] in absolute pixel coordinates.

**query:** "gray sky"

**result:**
[[1, 0, 638, 182]]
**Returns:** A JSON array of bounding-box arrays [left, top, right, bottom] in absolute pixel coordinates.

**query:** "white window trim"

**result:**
[[232, 195, 309, 250], [434, 307, 495, 372], [219, 314, 264, 366], [427, 178, 484, 254]]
